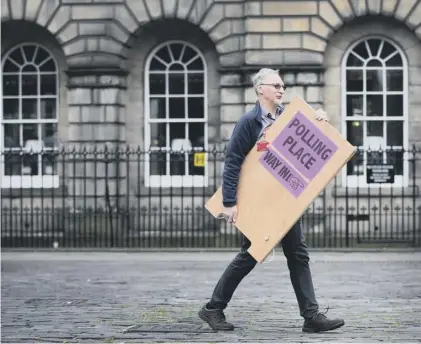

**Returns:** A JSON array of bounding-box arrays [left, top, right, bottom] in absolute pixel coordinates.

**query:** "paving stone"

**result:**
[[1, 251, 421, 343]]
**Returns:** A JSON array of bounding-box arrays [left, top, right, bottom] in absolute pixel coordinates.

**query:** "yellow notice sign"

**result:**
[[194, 152, 206, 167]]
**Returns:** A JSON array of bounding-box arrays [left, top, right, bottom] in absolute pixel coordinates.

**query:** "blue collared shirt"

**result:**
[[258, 105, 283, 139]]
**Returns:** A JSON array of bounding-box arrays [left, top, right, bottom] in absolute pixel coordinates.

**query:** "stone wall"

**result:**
[[1, 0, 421, 215], [2, 0, 421, 145]]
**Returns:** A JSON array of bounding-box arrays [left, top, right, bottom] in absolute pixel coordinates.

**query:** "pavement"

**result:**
[[1, 250, 421, 343]]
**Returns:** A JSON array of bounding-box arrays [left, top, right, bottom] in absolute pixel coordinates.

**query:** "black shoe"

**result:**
[[302, 312, 345, 333], [198, 304, 234, 331]]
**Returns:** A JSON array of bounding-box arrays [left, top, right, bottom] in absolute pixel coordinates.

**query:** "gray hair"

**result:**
[[251, 68, 279, 94]]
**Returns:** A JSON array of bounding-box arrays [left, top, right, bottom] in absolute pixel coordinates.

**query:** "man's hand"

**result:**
[[221, 205, 238, 224], [315, 108, 329, 122]]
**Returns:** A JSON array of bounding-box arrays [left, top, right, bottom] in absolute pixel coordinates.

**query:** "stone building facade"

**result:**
[[1, 0, 421, 238]]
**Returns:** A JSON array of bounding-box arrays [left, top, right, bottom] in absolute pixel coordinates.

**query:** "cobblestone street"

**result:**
[[2, 250, 421, 343]]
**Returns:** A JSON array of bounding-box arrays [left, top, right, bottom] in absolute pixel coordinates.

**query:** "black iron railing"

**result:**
[[1, 145, 420, 248]]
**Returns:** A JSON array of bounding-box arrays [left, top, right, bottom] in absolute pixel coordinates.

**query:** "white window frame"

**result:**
[[144, 40, 208, 188], [341, 36, 409, 188], [1, 43, 59, 188]]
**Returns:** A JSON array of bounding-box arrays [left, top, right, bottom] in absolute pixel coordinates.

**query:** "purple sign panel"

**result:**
[[271, 111, 338, 180], [259, 146, 308, 198]]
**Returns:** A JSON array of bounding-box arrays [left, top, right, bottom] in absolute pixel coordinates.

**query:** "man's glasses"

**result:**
[[260, 83, 287, 90]]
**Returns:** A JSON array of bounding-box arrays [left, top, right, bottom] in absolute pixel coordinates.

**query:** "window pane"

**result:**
[[366, 70, 383, 91], [22, 154, 39, 176], [188, 73, 204, 94], [188, 123, 205, 148], [386, 53, 402, 67], [353, 42, 369, 59], [181, 46, 197, 64], [346, 52, 363, 67], [42, 123, 57, 147], [22, 99, 38, 119], [149, 122, 167, 176], [4, 153, 22, 175], [367, 150, 383, 165], [367, 121, 383, 139], [34, 47, 50, 65], [346, 95, 363, 116], [188, 123, 205, 176], [170, 43, 184, 61], [387, 121, 403, 147], [22, 124, 38, 147], [168, 73, 184, 94], [169, 98, 185, 118], [149, 74, 165, 94], [346, 121, 363, 146], [22, 65, 37, 72], [380, 41, 396, 59], [386, 70, 403, 91], [386, 151, 403, 175], [150, 123, 166, 148], [3, 99, 19, 119], [3, 59, 19, 72], [346, 70, 363, 91], [40, 59, 56, 72], [40, 75, 56, 95], [40, 99, 56, 119], [170, 123, 187, 176], [366, 59, 382, 67], [367, 95, 383, 116], [23, 45, 36, 62], [156, 46, 172, 64], [366, 121, 384, 164], [42, 153, 57, 175], [170, 153, 185, 175], [188, 57, 204, 70], [4, 124, 20, 147], [169, 63, 184, 71], [149, 57, 166, 71], [367, 39, 381, 56], [10, 48, 24, 65], [169, 123, 186, 147], [3, 75, 19, 95], [347, 150, 364, 176], [22, 74, 38, 95], [386, 95, 403, 116], [150, 152, 167, 175], [187, 98, 204, 119], [149, 98, 166, 119]]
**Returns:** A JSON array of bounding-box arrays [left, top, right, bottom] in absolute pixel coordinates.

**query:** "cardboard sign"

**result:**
[[259, 147, 308, 198], [205, 96, 356, 263], [271, 112, 339, 180]]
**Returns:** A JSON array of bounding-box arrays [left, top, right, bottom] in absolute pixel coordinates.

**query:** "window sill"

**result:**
[[136, 186, 217, 197], [1, 185, 216, 198], [1, 176, 60, 188], [1, 184, 68, 198], [332, 186, 419, 198]]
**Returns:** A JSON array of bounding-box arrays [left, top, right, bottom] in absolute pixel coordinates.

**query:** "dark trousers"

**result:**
[[208, 219, 319, 320]]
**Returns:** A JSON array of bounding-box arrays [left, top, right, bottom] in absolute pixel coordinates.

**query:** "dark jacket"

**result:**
[[222, 101, 284, 207]]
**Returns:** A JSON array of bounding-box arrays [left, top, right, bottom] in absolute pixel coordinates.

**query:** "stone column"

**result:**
[[65, 69, 127, 209], [219, 73, 245, 146]]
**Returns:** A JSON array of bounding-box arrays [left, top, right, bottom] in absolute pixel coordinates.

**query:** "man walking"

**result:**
[[198, 68, 345, 333]]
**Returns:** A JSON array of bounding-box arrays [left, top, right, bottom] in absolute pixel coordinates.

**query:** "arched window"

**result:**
[[341, 37, 408, 187], [144, 41, 207, 187], [1, 43, 59, 188]]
